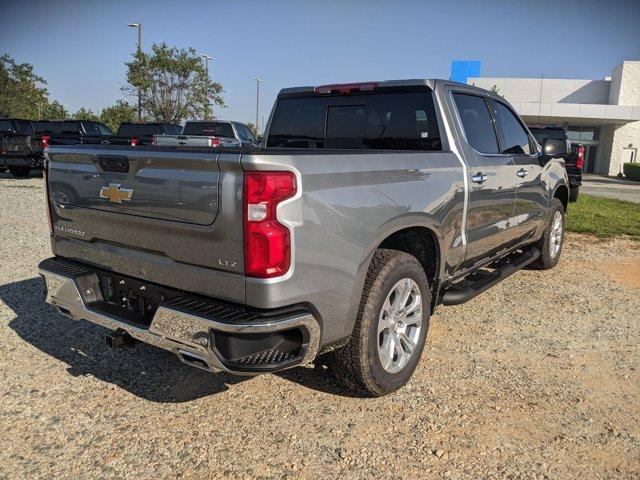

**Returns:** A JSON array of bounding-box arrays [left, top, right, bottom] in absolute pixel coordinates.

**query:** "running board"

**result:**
[[441, 247, 540, 306]]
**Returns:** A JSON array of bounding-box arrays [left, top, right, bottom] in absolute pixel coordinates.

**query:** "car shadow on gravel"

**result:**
[[0, 170, 43, 179], [3, 277, 250, 403]]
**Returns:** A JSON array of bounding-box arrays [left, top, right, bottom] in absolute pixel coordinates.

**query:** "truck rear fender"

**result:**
[[343, 216, 444, 334]]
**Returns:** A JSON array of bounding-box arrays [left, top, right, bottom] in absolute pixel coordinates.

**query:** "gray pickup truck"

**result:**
[[39, 80, 569, 396]]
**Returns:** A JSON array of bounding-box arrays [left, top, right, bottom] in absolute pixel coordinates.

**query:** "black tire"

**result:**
[[530, 198, 565, 270], [9, 167, 30, 178], [324, 249, 430, 396], [569, 186, 579, 202]]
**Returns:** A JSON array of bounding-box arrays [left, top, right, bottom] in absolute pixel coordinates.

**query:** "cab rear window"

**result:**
[[118, 124, 164, 136], [183, 122, 235, 138], [267, 92, 442, 150]]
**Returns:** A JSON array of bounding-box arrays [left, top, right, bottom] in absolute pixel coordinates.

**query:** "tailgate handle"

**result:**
[[98, 155, 129, 173]]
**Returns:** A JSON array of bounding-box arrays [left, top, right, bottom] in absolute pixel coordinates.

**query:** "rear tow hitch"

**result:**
[[105, 329, 137, 349]]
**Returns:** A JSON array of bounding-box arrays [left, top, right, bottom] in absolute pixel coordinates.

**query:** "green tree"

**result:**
[[99, 100, 136, 132], [72, 107, 99, 121], [42, 100, 68, 120], [124, 43, 224, 122], [0, 53, 48, 119]]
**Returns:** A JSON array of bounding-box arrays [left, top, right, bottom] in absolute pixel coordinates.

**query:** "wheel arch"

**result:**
[[552, 183, 569, 213], [352, 217, 445, 320]]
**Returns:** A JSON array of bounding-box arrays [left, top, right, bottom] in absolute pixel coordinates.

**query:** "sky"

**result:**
[[2, 0, 639, 128]]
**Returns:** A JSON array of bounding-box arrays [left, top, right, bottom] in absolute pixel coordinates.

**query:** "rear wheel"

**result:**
[[531, 198, 565, 270], [9, 167, 30, 178], [325, 249, 430, 396], [569, 186, 579, 202]]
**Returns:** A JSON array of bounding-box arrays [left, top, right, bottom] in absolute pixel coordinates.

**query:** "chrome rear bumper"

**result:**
[[38, 258, 320, 375]]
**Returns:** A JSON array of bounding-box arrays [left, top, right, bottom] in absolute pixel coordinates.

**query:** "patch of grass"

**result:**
[[567, 194, 640, 240]]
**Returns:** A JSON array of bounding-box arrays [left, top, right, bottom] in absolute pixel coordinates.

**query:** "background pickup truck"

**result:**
[[0, 118, 46, 177], [154, 120, 257, 148], [36, 120, 114, 146], [110, 122, 182, 146], [39, 80, 569, 396], [529, 126, 582, 201]]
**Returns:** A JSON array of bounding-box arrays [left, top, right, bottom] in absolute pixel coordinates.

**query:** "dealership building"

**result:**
[[466, 61, 640, 176]]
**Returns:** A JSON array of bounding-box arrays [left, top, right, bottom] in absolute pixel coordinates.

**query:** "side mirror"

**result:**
[[543, 138, 569, 158]]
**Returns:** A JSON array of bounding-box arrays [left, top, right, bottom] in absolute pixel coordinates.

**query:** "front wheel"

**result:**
[[531, 198, 565, 270], [325, 249, 430, 396], [9, 167, 30, 178]]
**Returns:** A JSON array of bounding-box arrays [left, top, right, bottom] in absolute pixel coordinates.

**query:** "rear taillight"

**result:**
[[151, 136, 157, 146], [41, 134, 50, 148], [576, 145, 585, 170], [130, 137, 139, 147], [244, 171, 297, 278], [208, 137, 221, 147], [314, 82, 378, 95]]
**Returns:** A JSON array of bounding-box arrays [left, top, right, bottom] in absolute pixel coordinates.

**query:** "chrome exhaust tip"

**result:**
[[177, 350, 212, 372]]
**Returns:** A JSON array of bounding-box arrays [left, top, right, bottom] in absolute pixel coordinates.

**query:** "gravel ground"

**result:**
[[1, 172, 639, 479]]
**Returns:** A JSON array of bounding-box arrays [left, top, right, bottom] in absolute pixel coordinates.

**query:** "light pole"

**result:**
[[128, 22, 142, 121], [253, 77, 262, 135], [201, 54, 213, 76], [201, 55, 213, 119]]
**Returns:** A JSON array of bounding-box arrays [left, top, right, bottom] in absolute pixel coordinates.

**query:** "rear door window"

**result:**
[[167, 124, 182, 134], [62, 122, 80, 134], [492, 102, 532, 155], [267, 91, 441, 150], [34, 121, 53, 133], [236, 124, 254, 142], [81, 122, 101, 136], [452, 93, 499, 154], [118, 124, 161, 136], [97, 123, 114, 135], [16, 120, 34, 134]]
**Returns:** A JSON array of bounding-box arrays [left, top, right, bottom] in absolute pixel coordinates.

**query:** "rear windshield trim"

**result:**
[[277, 84, 432, 100]]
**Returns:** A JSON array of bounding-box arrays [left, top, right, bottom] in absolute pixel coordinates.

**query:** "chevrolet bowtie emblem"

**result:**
[[99, 183, 133, 204]]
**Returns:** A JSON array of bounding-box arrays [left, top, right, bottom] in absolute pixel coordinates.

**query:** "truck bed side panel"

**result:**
[[241, 151, 465, 344]]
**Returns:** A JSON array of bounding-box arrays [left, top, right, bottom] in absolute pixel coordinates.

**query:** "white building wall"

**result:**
[[468, 77, 611, 104], [603, 61, 640, 176]]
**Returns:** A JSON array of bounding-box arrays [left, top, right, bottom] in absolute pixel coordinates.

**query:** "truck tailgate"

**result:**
[[46, 146, 245, 302], [0, 133, 37, 156], [48, 147, 219, 225]]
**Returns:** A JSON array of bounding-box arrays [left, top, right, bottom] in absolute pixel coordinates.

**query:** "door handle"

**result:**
[[471, 172, 488, 184], [516, 168, 528, 178]]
